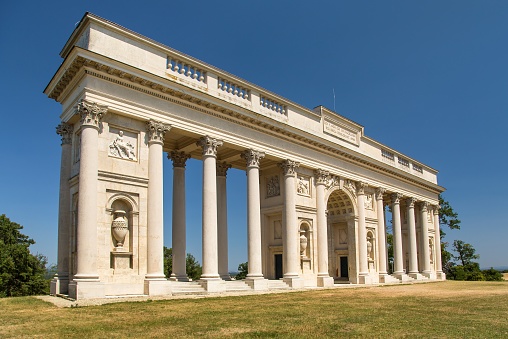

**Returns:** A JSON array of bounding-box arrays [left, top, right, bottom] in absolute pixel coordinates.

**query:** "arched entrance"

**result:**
[[326, 188, 357, 283]]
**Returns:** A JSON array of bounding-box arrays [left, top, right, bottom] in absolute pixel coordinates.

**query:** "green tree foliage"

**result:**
[[446, 240, 499, 281], [452, 240, 479, 266], [0, 214, 48, 297], [438, 194, 461, 233], [163, 247, 202, 281], [481, 267, 504, 281], [235, 262, 248, 280]]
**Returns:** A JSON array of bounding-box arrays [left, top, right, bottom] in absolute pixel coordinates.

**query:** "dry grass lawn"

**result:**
[[1, 280, 507, 338]]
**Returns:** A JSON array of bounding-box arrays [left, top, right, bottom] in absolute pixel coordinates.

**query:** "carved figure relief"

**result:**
[[266, 175, 280, 198], [274, 220, 282, 240], [367, 232, 374, 261], [344, 179, 357, 198], [109, 130, 137, 160], [364, 194, 374, 210], [297, 176, 310, 196]]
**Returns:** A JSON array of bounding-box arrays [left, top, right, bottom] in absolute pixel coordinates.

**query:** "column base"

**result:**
[[245, 278, 268, 290], [68, 280, 105, 300], [392, 273, 412, 282], [317, 276, 334, 287], [436, 272, 446, 280], [422, 271, 435, 279], [220, 274, 232, 281], [199, 279, 226, 292], [169, 274, 189, 282], [144, 279, 172, 296], [408, 272, 424, 280], [358, 274, 372, 285], [379, 274, 400, 284], [283, 276, 305, 289], [50, 275, 69, 295]]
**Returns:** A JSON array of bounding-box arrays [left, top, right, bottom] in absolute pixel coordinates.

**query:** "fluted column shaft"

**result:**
[[55, 123, 73, 288], [375, 188, 388, 275], [420, 202, 431, 274], [391, 193, 404, 275], [434, 206, 443, 273], [406, 198, 419, 274], [357, 183, 368, 275], [315, 170, 330, 277], [198, 136, 223, 279], [170, 151, 190, 281], [242, 150, 265, 279], [146, 120, 170, 279], [280, 160, 300, 278], [217, 162, 231, 280]]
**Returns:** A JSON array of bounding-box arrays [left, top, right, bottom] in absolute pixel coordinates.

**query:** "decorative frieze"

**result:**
[[297, 176, 310, 196], [146, 120, 170, 144], [241, 149, 265, 168], [216, 161, 232, 176], [169, 151, 190, 168], [266, 175, 280, 198], [364, 194, 374, 210], [56, 123, 73, 145], [109, 130, 137, 161], [278, 159, 300, 176], [77, 100, 107, 129], [197, 136, 223, 156], [314, 169, 330, 185]]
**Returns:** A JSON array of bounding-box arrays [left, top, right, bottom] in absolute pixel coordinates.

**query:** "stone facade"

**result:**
[[45, 13, 445, 300]]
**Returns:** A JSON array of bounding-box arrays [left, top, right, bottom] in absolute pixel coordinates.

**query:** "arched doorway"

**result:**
[[326, 188, 357, 283]]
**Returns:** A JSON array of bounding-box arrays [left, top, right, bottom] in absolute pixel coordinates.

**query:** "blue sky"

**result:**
[[1, 1, 507, 271]]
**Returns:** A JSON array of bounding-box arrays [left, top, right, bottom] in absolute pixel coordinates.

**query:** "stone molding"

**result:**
[[278, 159, 300, 176], [77, 100, 107, 129], [375, 187, 386, 201], [56, 123, 73, 145], [314, 169, 329, 185], [241, 149, 265, 168], [216, 161, 232, 176], [197, 136, 223, 157], [146, 119, 170, 145], [168, 151, 190, 168], [391, 192, 403, 204]]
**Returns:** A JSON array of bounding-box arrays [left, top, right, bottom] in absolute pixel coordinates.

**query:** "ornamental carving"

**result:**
[[420, 201, 429, 212], [56, 123, 73, 145], [364, 194, 374, 210], [406, 197, 417, 208], [344, 179, 357, 198], [356, 181, 367, 195], [77, 100, 107, 128], [197, 135, 223, 156], [433, 205, 440, 216], [391, 193, 403, 204], [266, 175, 280, 198], [216, 161, 232, 176], [169, 151, 190, 168], [314, 169, 329, 185], [146, 120, 170, 144], [297, 176, 310, 196], [325, 175, 340, 189], [109, 130, 137, 160], [241, 149, 265, 168], [375, 188, 386, 201], [278, 159, 300, 176]]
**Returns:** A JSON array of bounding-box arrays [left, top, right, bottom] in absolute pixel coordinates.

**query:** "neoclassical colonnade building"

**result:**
[[45, 13, 445, 300]]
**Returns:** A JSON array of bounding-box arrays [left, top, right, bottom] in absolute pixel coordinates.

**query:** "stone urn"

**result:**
[[299, 231, 308, 257], [112, 210, 128, 250]]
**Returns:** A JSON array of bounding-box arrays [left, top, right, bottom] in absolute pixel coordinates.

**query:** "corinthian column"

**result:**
[[216, 161, 231, 280], [420, 202, 432, 277], [375, 188, 389, 281], [145, 120, 170, 280], [433, 206, 445, 279], [74, 100, 107, 281], [279, 159, 303, 288], [391, 193, 405, 278], [406, 197, 420, 279], [197, 136, 223, 281], [315, 169, 333, 287], [51, 122, 73, 295], [356, 182, 369, 283], [242, 150, 267, 290], [169, 151, 190, 281]]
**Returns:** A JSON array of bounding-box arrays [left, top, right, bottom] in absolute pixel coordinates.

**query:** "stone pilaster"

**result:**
[[278, 159, 303, 288], [169, 151, 190, 281], [51, 123, 73, 295], [315, 169, 334, 287], [406, 197, 421, 279], [419, 202, 432, 278], [216, 161, 232, 281]]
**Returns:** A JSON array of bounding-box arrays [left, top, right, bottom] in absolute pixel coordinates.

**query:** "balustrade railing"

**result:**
[[260, 95, 287, 115], [167, 57, 206, 84], [218, 77, 250, 100]]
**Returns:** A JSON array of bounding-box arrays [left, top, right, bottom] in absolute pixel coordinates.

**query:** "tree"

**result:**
[[481, 267, 504, 281], [452, 240, 479, 266], [437, 194, 461, 273], [163, 247, 202, 281], [0, 214, 48, 297], [235, 262, 248, 280], [447, 240, 485, 281]]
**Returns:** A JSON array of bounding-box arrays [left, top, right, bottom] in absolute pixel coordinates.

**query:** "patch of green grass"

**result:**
[[1, 281, 507, 338]]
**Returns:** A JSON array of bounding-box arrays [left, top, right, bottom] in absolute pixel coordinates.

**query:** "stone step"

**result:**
[[267, 280, 291, 290], [224, 280, 252, 292], [170, 282, 207, 295]]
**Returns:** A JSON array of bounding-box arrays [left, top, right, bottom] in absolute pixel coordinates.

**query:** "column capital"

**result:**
[[433, 204, 440, 215], [241, 149, 265, 168], [314, 169, 330, 185], [375, 187, 386, 200], [56, 123, 73, 145], [356, 181, 367, 195], [419, 201, 430, 212], [391, 192, 403, 204], [146, 119, 170, 145], [216, 161, 232, 177], [406, 197, 417, 208], [168, 151, 190, 168], [278, 159, 300, 176], [77, 100, 107, 129], [197, 135, 223, 156]]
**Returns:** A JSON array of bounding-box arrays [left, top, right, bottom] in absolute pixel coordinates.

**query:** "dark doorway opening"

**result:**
[[275, 254, 283, 279], [340, 256, 349, 278]]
